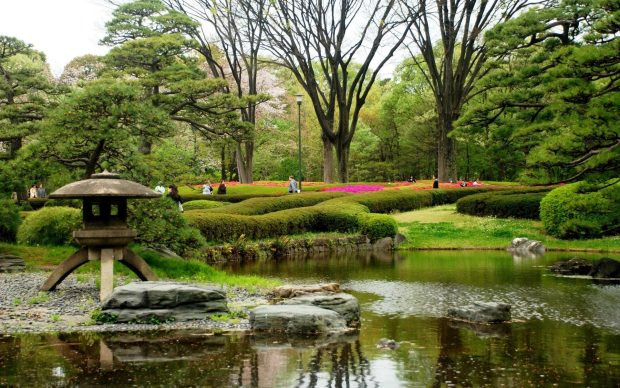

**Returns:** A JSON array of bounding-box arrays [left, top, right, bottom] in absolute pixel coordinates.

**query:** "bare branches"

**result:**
[[255, 0, 414, 181]]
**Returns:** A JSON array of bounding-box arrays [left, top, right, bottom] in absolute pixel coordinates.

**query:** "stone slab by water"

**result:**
[[250, 305, 347, 334], [102, 282, 228, 322], [279, 293, 360, 327]]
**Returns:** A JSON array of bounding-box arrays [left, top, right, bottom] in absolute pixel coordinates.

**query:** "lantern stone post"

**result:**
[[40, 171, 160, 301]]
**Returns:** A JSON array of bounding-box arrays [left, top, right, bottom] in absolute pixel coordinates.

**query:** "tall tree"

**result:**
[[403, 0, 536, 181], [165, 0, 270, 183], [102, 0, 245, 154], [0, 36, 55, 158], [257, 0, 413, 182], [39, 80, 171, 178], [456, 0, 620, 184]]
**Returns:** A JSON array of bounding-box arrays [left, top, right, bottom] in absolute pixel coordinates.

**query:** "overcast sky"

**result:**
[[0, 0, 402, 79], [0, 0, 114, 76]]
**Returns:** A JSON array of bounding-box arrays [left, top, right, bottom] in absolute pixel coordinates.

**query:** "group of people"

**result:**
[[29, 184, 47, 198], [411, 176, 482, 189], [154, 180, 228, 212], [201, 180, 227, 195]]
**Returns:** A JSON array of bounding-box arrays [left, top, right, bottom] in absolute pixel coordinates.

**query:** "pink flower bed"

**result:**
[[323, 184, 385, 193]]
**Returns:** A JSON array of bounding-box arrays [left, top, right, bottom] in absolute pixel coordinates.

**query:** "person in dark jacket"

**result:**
[[217, 180, 227, 195], [167, 184, 183, 211], [432, 176, 439, 189]]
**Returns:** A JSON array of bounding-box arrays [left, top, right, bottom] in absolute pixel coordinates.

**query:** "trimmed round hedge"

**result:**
[[182, 199, 227, 211], [0, 199, 21, 242], [456, 188, 551, 219], [17, 206, 81, 245], [540, 180, 620, 239], [180, 192, 284, 203], [207, 191, 348, 215]]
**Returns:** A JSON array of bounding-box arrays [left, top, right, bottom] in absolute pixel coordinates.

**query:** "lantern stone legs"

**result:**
[[40, 246, 157, 301]]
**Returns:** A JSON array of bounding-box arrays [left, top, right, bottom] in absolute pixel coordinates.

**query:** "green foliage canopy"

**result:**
[[457, 0, 620, 184]]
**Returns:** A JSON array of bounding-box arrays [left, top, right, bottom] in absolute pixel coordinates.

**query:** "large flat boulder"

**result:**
[[101, 282, 228, 323], [279, 293, 360, 327], [250, 305, 347, 334], [447, 301, 511, 323], [0, 255, 25, 273]]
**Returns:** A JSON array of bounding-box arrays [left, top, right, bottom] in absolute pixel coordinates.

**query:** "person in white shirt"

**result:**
[[154, 182, 166, 194]]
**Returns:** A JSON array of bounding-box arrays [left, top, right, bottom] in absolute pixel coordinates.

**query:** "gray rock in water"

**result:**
[[508, 237, 545, 254], [279, 293, 360, 327], [0, 255, 25, 273], [372, 237, 393, 251], [588, 257, 620, 279], [250, 305, 347, 334], [549, 258, 593, 275], [102, 281, 228, 323], [447, 301, 511, 323], [377, 338, 399, 349]]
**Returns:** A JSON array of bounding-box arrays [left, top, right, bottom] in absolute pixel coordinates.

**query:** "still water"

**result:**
[[2, 250, 620, 387]]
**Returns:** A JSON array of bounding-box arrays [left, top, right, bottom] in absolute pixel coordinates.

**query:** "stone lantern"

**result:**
[[41, 171, 160, 301]]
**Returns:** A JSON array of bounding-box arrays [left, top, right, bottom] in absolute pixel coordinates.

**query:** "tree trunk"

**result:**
[[228, 148, 238, 181], [335, 139, 350, 183], [437, 114, 458, 182], [139, 137, 152, 155], [322, 135, 334, 183], [220, 144, 227, 181], [9, 137, 22, 158], [235, 141, 254, 184], [84, 139, 105, 179]]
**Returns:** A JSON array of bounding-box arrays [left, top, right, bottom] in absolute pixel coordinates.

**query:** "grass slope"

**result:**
[[0, 243, 280, 290], [395, 205, 620, 252]]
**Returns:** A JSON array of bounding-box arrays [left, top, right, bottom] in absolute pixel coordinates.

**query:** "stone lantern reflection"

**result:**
[[40, 171, 159, 301]]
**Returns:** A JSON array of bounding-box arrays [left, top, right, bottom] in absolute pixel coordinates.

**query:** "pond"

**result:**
[[2, 250, 620, 387]]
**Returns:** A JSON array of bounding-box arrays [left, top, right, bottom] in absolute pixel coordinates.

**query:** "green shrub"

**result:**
[[180, 192, 284, 203], [208, 192, 348, 215], [346, 190, 433, 213], [429, 188, 491, 206], [17, 207, 81, 245], [182, 200, 227, 211], [540, 180, 620, 239], [0, 199, 21, 242], [44, 198, 82, 208], [359, 213, 398, 241], [128, 197, 206, 256], [186, 201, 367, 242], [456, 188, 551, 219]]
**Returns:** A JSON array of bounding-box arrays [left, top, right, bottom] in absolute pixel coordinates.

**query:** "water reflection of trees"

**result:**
[[292, 339, 374, 388]]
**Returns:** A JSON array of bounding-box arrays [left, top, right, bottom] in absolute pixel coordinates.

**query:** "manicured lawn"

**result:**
[[395, 204, 620, 252]]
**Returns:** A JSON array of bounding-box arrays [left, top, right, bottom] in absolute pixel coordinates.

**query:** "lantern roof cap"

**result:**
[[49, 170, 161, 199]]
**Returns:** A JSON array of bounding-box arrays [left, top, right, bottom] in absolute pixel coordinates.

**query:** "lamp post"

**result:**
[[295, 94, 303, 192]]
